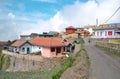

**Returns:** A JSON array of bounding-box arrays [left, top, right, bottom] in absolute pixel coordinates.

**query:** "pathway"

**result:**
[[83, 38, 120, 79]]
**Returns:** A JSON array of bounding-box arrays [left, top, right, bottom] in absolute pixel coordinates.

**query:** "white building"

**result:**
[[10, 40, 42, 54], [91, 28, 120, 38], [84, 28, 93, 35]]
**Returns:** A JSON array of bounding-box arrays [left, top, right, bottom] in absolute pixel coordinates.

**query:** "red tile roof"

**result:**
[[30, 37, 67, 47], [11, 40, 25, 47]]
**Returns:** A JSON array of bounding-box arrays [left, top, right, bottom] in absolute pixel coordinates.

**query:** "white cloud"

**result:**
[[20, 12, 65, 35], [8, 12, 15, 19], [58, 0, 120, 26], [49, 12, 66, 31], [28, 0, 120, 34], [0, 0, 120, 41]]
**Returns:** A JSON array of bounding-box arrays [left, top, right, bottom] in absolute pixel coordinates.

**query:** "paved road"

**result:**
[[83, 38, 120, 79]]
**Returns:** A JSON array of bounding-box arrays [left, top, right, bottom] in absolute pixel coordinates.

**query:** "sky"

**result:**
[[0, 0, 120, 41]]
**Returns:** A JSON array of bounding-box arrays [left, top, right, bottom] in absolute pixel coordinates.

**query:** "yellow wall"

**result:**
[[65, 33, 78, 38]]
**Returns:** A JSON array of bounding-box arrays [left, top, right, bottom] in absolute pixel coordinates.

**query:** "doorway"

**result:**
[[56, 47, 61, 55], [27, 47, 30, 54], [78, 33, 81, 38]]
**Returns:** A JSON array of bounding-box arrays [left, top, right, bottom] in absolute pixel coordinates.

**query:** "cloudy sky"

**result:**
[[0, 0, 120, 41]]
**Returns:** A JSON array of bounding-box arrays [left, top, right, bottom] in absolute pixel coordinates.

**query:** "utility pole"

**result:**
[[96, 18, 98, 27]]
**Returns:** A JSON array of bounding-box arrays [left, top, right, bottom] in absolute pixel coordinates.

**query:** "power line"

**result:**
[[104, 6, 120, 23]]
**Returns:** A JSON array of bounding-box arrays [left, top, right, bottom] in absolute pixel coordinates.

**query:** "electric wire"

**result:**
[[104, 6, 120, 23]]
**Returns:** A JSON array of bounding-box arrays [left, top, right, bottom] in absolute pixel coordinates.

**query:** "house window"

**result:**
[[105, 31, 107, 36], [22, 48, 25, 52], [97, 32, 99, 36], [51, 48, 55, 52], [108, 31, 112, 36], [100, 32, 102, 36]]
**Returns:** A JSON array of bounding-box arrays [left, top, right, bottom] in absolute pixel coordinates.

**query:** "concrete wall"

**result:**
[[41, 47, 65, 57], [31, 46, 42, 53], [42, 47, 51, 57]]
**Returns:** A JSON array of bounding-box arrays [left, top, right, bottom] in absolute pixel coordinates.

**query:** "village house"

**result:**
[[64, 38, 76, 53], [75, 28, 90, 38], [39, 32, 54, 37], [90, 23, 120, 39], [20, 32, 60, 40], [92, 28, 120, 39], [65, 26, 90, 38], [10, 37, 74, 57], [10, 40, 41, 54], [65, 26, 77, 34], [20, 33, 39, 40], [49, 31, 60, 37]]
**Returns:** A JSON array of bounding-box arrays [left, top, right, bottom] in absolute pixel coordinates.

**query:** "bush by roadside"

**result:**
[[0, 53, 5, 70], [53, 39, 90, 79]]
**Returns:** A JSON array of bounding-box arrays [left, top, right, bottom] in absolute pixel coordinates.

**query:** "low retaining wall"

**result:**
[[95, 41, 120, 53], [2, 50, 43, 61]]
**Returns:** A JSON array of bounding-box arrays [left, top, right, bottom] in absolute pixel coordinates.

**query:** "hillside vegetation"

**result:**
[[0, 39, 90, 79]]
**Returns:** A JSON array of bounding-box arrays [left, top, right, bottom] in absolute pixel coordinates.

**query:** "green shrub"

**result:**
[[52, 39, 89, 79], [85, 54, 90, 65], [0, 54, 5, 70], [75, 50, 81, 57], [76, 39, 84, 44], [52, 56, 74, 79], [35, 51, 41, 55]]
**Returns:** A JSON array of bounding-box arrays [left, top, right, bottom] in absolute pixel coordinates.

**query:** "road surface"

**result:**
[[83, 38, 120, 79]]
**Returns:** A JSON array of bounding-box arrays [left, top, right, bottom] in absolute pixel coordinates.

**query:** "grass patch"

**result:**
[[96, 41, 120, 57], [0, 53, 5, 70], [85, 54, 90, 65], [111, 51, 120, 56], [52, 39, 90, 79], [76, 39, 84, 44], [81, 48, 90, 66], [81, 47, 87, 52], [75, 49, 81, 57], [5, 55, 10, 69], [0, 66, 63, 79], [103, 47, 120, 57], [52, 39, 84, 79], [52, 56, 74, 79]]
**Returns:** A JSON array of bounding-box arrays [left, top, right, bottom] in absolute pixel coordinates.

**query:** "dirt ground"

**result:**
[[60, 44, 89, 79]]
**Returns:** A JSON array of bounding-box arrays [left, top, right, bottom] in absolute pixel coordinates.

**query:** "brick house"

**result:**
[[65, 26, 77, 34]]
